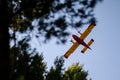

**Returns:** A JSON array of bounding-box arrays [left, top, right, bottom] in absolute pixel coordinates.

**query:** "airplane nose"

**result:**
[[72, 34, 75, 37], [72, 34, 77, 39]]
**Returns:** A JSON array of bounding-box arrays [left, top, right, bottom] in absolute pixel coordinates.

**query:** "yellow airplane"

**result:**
[[64, 23, 96, 58]]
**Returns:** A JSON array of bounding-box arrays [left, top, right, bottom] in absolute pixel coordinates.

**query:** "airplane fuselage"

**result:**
[[72, 34, 91, 49]]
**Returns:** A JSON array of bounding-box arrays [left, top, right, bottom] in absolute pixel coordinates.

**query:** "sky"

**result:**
[[31, 0, 120, 80]]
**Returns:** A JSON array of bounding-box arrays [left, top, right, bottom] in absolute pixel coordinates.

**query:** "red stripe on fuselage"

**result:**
[[72, 34, 91, 49]]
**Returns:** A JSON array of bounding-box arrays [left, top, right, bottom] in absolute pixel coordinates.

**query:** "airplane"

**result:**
[[64, 23, 96, 58]]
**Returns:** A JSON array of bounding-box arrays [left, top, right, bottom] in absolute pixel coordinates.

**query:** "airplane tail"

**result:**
[[81, 39, 94, 53]]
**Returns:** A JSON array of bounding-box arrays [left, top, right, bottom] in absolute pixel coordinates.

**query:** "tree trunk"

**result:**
[[0, 0, 10, 80]]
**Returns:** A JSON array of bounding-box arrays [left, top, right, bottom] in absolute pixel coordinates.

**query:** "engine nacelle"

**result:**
[[81, 39, 94, 53]]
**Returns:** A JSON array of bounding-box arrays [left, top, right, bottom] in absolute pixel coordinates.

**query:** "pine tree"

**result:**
[[64, 63, 88, 80]]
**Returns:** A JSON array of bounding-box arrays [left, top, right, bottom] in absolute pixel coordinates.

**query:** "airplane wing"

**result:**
[[64, 42, 79, 58], [80, 23, 96, 40], [64, 23, 96, 58]]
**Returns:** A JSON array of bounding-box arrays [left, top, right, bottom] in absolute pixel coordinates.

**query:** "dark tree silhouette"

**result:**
[[0, 0, 11, 79], [10, 39, 46, 80], [46, 56, 64, 80]]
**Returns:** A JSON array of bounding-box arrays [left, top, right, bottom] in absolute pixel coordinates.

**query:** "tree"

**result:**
[[10, 46, 90, 80], [64, 63, 89, 80], [45, 56, 64, 80], [0, 0, 102, 79], [9, 0, 102, 44], [10, 39, 46, 80], [0, 0, 11, 79], [45, 57, 90, 80]]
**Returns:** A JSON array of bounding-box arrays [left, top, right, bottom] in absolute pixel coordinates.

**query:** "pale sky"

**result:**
[[31, 0, 120, 80]]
